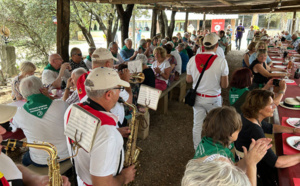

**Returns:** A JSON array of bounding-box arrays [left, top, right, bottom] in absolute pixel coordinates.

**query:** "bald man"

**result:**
[[42, 54, 71, 89]]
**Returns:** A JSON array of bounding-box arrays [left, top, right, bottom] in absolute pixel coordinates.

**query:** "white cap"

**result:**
[[85, 67, 129, 91], [203, 33, 220, 47], [0, 104, 17, 123], [92, 48, 119, 62]]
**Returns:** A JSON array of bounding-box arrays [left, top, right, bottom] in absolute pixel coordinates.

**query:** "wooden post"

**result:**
[[292, 11, 297, 34], [202, 12, 206, 31], [184, 12, 189, 32], [197, 20, 200, 31], [151, 9, 158, 38], [132, 14, 136, 49], [56, 0, 70, 62]]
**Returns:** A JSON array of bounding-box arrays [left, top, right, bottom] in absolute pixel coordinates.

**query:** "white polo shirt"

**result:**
[[42, 69, 71, 86], [171, 50, 182, 75], [11, 100, 70, 165], [64, 106, 124, 186], [187, 51, 229, 95]]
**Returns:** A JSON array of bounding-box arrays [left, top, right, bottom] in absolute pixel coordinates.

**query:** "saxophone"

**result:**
[[1, 139, 63, 186], [121, 101, 142, 169]]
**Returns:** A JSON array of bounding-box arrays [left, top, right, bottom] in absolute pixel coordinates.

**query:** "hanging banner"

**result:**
[[211, 19, 225, 33]]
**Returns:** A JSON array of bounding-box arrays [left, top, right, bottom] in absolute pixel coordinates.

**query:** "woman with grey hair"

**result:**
[[136, 54, 155, 88], [182, 158, 251, 186]]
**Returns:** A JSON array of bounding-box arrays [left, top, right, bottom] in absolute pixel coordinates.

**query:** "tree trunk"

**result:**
[[167, 10, 177, 39], [158, 10, 165, 38], [116, 4, 134, 47], [162, 11, 168, 37], [77, 23, 96, 47], [151, 9, 158, 38]]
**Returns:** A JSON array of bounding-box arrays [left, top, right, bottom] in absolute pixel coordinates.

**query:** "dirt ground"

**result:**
[[4, 49, 245, 185], [133, 49, 244, 186]]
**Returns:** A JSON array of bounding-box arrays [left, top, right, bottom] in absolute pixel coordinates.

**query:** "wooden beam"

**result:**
[[137, 0, 300, 12], [184, 12, 188, 32], [76, 0, 181, 4], [151, 9, 158, 38], [57, 0, 70, 62], [216, 0, 234, 6]]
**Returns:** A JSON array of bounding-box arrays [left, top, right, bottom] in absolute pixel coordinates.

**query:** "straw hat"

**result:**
[[0, 104, 17, 123], [279, 98, 300, 110]]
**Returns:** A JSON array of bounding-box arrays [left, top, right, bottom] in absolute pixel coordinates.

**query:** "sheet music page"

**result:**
[[64, 104, 100, 152], [128, 60, 142, 73], [137, 84, 162, 110]]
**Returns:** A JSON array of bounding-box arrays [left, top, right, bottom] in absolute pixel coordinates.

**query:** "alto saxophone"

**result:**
[[1, 139, 63, 186], [121, 100, 142, 169]]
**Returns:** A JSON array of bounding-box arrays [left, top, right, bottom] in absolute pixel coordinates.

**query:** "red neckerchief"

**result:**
[[77, 71, 90, 100], [201, 46, 205, 52], [195, 54, 218, 73]]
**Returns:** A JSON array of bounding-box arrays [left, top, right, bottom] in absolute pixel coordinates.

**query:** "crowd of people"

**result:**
[[1, 25, 300, 185]]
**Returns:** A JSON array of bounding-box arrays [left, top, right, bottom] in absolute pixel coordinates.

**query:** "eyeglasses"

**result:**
[[113, 86, 125, 91], [74, 53, 82, 56], [106, 86, 125, 93]]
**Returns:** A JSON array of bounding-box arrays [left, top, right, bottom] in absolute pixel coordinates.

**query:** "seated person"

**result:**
[[150, 36, 159, 51], [136, 54, 155, 88], [62, 67, 87, 105], [83, 47, 96, 70], [249, 49, 287, 89], [11, 76, 69, 166], [235, 90, 300, 186], [163, 44, 177, 84], [69, 47, 89, 71], [11, 61, 36, 101], [42, 53, 71, 89], [167, 41, 182, 79], [193, 106, 271, 186], [242, 42, 256, 67], [177, 43, 189, 73], [288, 33, 300, 50], [182, 158, 251, 186], [285, 31, 292, 41], [0, 104, 70, 186], [249, 41, 273, 66], [120, 38, 138, 62], [151, 47, 171, 91], [109, 41, 124, 65], [138, 39, 151, 58]]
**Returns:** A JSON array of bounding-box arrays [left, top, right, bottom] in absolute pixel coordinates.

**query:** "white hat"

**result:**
[[260, 36, 268, 40], [85, 67, 129, 91], [203, 33, 220, 47], [0, 104, 17, 123], [166, 41, 174, 47], [92, 48, 119, 62]]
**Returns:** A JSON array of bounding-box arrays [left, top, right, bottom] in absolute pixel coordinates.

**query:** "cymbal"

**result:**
[[0, 26, 10, 37]]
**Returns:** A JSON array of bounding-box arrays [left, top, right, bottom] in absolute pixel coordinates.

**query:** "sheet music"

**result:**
[[64, 104, 101, 152], [128, 60, 142, 73], [137, 84, 162, 110]]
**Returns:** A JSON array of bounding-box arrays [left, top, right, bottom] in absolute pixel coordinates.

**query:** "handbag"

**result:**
[[185, 55, 215, 107]]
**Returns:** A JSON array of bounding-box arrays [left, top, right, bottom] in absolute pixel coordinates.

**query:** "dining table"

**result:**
[[268, 45, 300, 186]]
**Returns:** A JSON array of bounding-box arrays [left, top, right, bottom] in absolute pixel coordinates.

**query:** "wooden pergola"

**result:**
[[56, 0, 300, 61]]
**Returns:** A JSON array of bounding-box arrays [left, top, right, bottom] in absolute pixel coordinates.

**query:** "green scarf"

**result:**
[[86, 55, 91, 61], [194, 136, 235, 162], [23, 94, 53, 118], [139, 46, 146, 52], [229, 87, 249, 105], [44, 63, 59, 73], [122, 45, 130, 51], [112, 53, 117, 58], [181, 49, 188, 55]]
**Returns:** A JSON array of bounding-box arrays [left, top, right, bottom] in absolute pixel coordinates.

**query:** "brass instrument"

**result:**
[[129, 72, 145, 84], [1, 139, 63, 186], [120, 100, 142, 184]]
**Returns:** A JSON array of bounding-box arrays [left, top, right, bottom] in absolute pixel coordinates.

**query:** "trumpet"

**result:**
[[129, 72, 145, 84], [1, 139, 63, 186]]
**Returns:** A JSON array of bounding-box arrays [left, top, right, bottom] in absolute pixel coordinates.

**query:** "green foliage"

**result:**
[[0, 0, 57, 63]]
